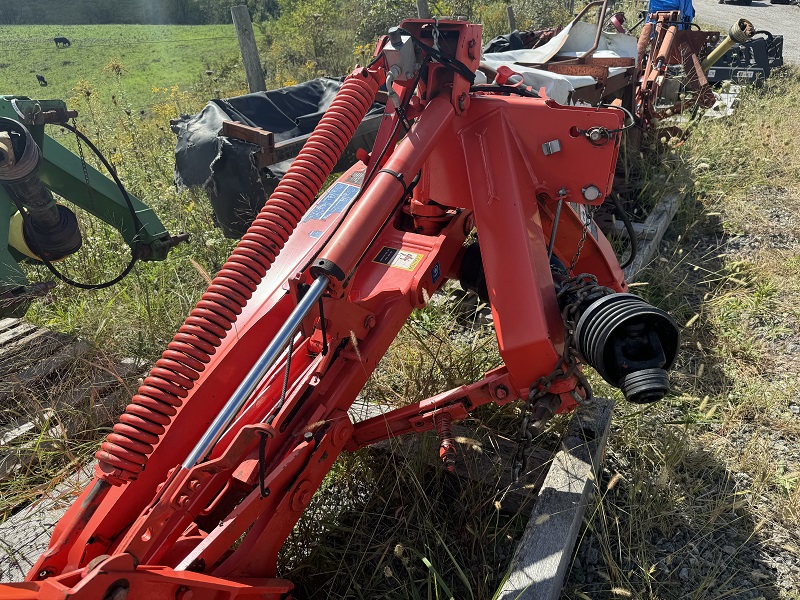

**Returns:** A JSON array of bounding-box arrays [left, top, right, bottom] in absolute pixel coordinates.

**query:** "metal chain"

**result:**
[[567, 204, 598, 275], [71, 117, 95, 209], [510, 273, 614, 481]]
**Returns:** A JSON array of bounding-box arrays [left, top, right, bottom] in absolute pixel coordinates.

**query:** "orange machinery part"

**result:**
[[1, 18, 628, 600]]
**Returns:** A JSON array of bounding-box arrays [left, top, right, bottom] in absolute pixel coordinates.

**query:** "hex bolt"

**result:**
[[364, 315, 376, 329], [495, 385, 509, 400], [188, 479, 202, 492], [290, 481, 314, 511], [303, 432, 314, 443], [177, 495, 190, 508]]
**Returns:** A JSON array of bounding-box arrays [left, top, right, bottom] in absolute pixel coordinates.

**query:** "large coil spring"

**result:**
[[96, 71, 380, 485], [435, 412, 456, 473]]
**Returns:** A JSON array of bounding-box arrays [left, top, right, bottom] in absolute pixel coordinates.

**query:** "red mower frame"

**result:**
[[0, 18, 678, 600]]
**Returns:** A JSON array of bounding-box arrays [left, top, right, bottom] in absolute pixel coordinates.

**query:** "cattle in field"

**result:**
[[53, 37, 71, 48], [36, 74, 48, 87]]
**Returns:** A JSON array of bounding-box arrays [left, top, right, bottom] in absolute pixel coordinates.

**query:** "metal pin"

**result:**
[[548, 197, 564, 260]]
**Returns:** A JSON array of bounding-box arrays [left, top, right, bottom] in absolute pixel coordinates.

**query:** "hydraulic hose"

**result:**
[[96, 69, 381, 485]]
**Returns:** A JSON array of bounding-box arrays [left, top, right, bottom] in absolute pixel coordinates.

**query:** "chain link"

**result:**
[[567, 204, 597, 275], [432, 16, 440, 51], [510, 272, 614, 481]]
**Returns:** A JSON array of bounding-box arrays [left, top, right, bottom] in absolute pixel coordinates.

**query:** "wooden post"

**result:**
[[231, 5, 266, 93], [506, 5, 517, 32], [416, 0, 431, 19]]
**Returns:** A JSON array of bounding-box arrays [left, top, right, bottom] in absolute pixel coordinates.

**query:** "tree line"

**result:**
[[0, 0, 278, 24]]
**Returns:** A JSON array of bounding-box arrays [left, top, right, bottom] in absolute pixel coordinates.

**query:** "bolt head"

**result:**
[[303, 432, 314, 443]]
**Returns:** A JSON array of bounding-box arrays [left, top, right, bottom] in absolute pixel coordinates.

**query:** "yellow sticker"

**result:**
[[373, 247, 424, 271]]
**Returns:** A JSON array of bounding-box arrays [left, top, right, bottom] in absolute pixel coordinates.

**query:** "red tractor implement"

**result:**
[[0, 18, 678, 600]]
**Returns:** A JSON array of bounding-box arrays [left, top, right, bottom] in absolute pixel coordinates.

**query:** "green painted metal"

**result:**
[[0, 95, 180, 316]]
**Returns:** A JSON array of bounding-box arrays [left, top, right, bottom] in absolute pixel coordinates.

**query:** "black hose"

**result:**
[[11, 122, 141, 290], [470, 84, 540, 98], [611, 193, 637, 269]]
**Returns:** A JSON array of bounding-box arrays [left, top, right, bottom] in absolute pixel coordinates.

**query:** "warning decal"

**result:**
[[303, 182, 360, 223], [373, 247, 424, 271]]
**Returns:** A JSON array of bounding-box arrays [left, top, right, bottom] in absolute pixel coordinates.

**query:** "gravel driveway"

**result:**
[[692, 0, 799, 64]]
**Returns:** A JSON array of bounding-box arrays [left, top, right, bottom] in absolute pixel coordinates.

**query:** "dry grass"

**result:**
[[565, 67, 800, 599], [0, 343, 144, 520]]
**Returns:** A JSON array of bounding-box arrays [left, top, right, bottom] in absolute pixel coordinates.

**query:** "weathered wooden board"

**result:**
[[0, 468, 93, 582], [496, 397, 615, 600], [0, 318, 146, 482], [623, 192, 684, 281]]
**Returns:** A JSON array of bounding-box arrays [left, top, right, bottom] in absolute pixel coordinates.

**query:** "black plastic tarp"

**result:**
[[482, 27, 562, 54], [173, 78, 383, 238]]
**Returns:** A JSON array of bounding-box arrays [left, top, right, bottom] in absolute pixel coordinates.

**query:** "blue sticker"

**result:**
[[431, 262, 441, 284], [308, 230, 323, 238], [303, 182, 359, 223]]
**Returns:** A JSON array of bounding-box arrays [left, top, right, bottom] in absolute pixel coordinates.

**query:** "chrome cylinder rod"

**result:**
[[182, 275, 329, 468]]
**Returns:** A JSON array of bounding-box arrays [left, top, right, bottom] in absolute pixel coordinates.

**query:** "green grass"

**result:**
[[0, 24, 242, 110], [563, 68, 800, 599]]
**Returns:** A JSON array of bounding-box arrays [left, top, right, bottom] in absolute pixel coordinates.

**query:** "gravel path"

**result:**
[[692, 0, 800, 64]]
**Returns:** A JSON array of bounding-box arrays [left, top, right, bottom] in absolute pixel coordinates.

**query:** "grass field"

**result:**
[[0, 24, 242, 110]]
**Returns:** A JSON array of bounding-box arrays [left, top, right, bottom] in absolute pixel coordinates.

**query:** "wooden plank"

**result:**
[[11, 341, 88, 384], [607, 219, 656, 240], [0, 318, 20, 335], [0, 328, 60, 378], [496, 397, 615, 600], [623, 192, 683, 280], [0, 467, 93, 582], [0, 379, 140, 482], [221, 120, 274, 147], [231, 5, 266, 93], [0, 322, 35, 347], [0, 413, 60, 480], [222, 113, 384, 168], [270, 113, 384, 167]]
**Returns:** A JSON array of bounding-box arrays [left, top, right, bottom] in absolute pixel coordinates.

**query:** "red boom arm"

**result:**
[[1, 18, 649, 600]]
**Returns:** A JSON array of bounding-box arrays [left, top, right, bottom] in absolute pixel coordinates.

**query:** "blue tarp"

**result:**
[[647, 0, 694, 27]]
